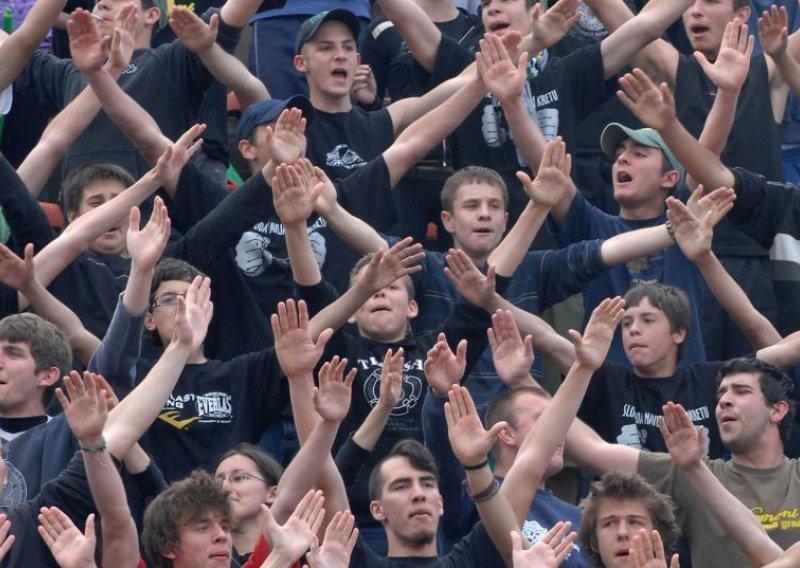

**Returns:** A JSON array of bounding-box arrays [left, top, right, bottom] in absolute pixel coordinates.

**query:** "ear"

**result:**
[[496, 424, 516, 447], [357, 52, 362, 65], [440, 210, 455, 234], [671, 326, 687, 348], [661, 170, 680, 192], [265, 485, 279, 506], [162, 547, 178, 561], [294, 54, 308, 73], [144, 312, 157, 332], [142, 6, 160, 28], [435, 493, 444, 517], [407, 299, 419, 320], [347, 313, 357, 325], [770, 400, 790, 425], [36, 366, 61, 389], [734, 4, 751, 22], [238, 139, 256, 161], [370, 500, 386, 522], [67, 210, 78, 224]]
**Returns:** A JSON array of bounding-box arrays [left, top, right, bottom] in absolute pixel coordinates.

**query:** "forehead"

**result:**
[[597, 498, 653, 524], [0, 339, 33, 355], [719, 372, 762, 392], [153, 279, 191, 298], [380, 456, 435, 486], [216, 454, 259, 474], [624, 298, 663, 317], [511, 392, 549, 420], [453, 182, 505, 203], [81, 179, 127, 200]]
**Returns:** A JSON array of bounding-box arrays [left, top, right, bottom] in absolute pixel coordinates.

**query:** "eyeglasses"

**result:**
[[214, 472, 269, 486], [151, 292, 186, 310]]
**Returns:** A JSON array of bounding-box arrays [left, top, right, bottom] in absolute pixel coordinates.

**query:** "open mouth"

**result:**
[[689, 24, 710, 36], [488, 21, 510, 32], [473, 227, 493, 235], [616, 171, 632, 183], [332, 68, 348, 79]]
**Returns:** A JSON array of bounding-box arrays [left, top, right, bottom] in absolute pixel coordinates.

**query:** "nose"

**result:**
[[686, 1, 702, 17], [616, 520, 632, 541], [484, 0, 500, 15], [411, 482, 428, 502], [212, 522, 230, 543]]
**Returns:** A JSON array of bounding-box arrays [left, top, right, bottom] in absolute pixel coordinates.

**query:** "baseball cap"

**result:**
[[236, 95, 314, 141], [295, 9, 361, 54], [600, 122, 684, 180]]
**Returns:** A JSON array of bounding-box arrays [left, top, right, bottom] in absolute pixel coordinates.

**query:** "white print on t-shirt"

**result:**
[[235, 217, 327, 277], [0, 458, 27, 510], [359, 357, 425, 417], [568, 3, 608, 41], [618, 403, 711, 456], [121, 63, 137, 75], [522, 519, 580, 558], [158, 391, 234, 430], [325, 144, 367, 169]]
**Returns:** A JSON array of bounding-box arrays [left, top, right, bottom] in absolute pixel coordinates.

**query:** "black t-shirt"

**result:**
[[350, 522, 503, 567], [674, 52, 782, 256], [578, 361, 726, 459]]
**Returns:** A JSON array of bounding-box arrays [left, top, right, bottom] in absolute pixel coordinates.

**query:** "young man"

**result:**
[[568, 357, 800, 566], [577, 472, 680, 568]]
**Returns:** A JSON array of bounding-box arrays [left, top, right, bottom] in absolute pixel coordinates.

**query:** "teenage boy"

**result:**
[[586, 0, 798, 360], [567, 357, 800, 566]]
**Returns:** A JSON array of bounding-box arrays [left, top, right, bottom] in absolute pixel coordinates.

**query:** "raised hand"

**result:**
[[658, 402, 705, 471], [56, 371, 109, 447], [351, 64, 378, 106], [266, 107, 308, 166], [271, 299, 333, 379], [0, 242, 35, 292], [617, 68, 676, 132], [127, 196, 171, 272], [476, 32, 529, 104], [445, 385, 507, 468], [153, 123, 206, 187], [171, 275, 214, 352], [0, 515, 13, 561], [308, 164, 338, 217], [378, 348, 404, 410], [666, 196, 712, 263], [511, 522, 576, 568], [424, 333, 467, 396], [444, 248, 497, 311], [107, 3, 138, 73], [313, 356, 356, 423], [529, 0, 581, 51], [569, 296, 625, 371], [356, 237, 425, 293], [516, 137, 572, 207], [695, 18, 753, 93], [170, 7, 218, 54], [307, 510, 359, 568], [37, 508, 96, 568], [262, 490, 325, 565], [758, 5, 789, 58], [630, 528, 680, 568], [684, 184, 736, 229], [272, 160, 323, 225], [488, 309, 534, 388], [68, 8, 111, 74]]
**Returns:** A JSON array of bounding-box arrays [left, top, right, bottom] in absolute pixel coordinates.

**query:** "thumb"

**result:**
[[517, 50, 530, 74], [486, 420, 509, 439], [208, 12, 219, 35], [693, 51, 713, 75], [315, 327, 334, 352], [567, 328, 582, 346], [260, 503, 279, 536], [84, 514, 96, 540]]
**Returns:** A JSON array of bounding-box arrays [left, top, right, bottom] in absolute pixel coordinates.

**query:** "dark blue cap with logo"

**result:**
[[295, 9, 361, 54], [236, 95, 314, 141]]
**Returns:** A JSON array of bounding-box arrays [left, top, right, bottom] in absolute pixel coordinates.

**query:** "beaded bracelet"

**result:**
[[665, 220, 677, 242], [79, 437, 107, 453], [469, 478, 500, 503]]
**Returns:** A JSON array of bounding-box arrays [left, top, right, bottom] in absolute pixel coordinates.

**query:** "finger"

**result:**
[[510, 530, 523, 552]]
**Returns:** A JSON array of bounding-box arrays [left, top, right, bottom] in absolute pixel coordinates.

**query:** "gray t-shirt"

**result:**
[[638, 452, 800, 567]]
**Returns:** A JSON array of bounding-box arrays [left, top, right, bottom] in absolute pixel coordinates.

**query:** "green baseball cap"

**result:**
[[600, 123, 685, 181]]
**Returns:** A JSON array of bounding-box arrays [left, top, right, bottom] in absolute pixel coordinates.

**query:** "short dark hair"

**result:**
[[61, 163, 135, 216], [147, 258, 206, 345], [0, 313, 72, 408], [142, 470, 231, 568], [368, 439, 439, 500], [440, 166, 508, 213], [214, 443, 284, 487], [732, 0, 749, 10], [484, 386, 550, 457], [624, 283, 691, 359], [578, 472, 680, 568], [716, 357, 796, 446]]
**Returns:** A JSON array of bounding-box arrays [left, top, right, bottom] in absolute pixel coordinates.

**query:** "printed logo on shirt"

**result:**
[[158, 391, 234, 429], [235, 216, 327, 277], [359, 357, 425, 417], [567, 3, 608, 41], [618, 403, 711, 456], [325, 144, 367, 169], [0, 459, 27, 510], [522, 519, 580, 558], [753, 507, 800, 532], [122, 63, 138, 75]]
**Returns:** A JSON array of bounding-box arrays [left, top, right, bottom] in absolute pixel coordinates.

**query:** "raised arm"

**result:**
[[0, 243, 99, 365], [349, 348, 404, 451], [659, 402, 783, 566], [501, 297, 625, 523], [374, 0, 443, 72], [666, 195, 780, 350], [386, 70, 473, 136], [760, 6, 800, 103], [617, 68, 736, 190], [33, 124, 205, 288], [259, 490, 325, 568], [487, 138, 572, 277], [170, 8, 268, 110], [56, 372, 139, 568]]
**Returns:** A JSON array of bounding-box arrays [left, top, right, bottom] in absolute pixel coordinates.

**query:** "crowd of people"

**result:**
[[0, 0, 800, 565]]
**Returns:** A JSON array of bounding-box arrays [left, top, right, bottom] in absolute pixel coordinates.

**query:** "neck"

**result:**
[[310, 89, 353, 114], [633, 358, 677, 379], [0, 403, 47, 420], [618, 202, 665, 222], [731, 436, 785, 469], [232, 514, 264, 556], [187, 349, 208, 365], [415, 0, 459, 21], [386, 536, 438, 558]]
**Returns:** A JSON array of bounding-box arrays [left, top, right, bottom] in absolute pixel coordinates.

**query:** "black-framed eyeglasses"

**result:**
[[214, 471, 270, 486], [151, 292, 186, 310]]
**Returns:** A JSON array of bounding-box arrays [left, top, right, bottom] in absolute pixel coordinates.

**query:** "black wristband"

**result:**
[[463, 458, 489, 471]]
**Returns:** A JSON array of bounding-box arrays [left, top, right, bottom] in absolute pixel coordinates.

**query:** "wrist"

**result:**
[[79, 436, 107, 452], [506, 373, 537, 389]]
